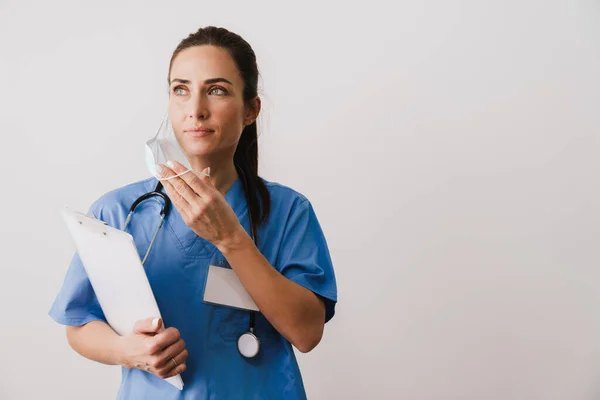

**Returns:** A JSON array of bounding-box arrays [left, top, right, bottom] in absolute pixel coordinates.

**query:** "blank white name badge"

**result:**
[[203, 265, 259, 311]]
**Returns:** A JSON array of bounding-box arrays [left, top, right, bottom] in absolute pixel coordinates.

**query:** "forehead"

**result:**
[[170, 45, 242, 86]]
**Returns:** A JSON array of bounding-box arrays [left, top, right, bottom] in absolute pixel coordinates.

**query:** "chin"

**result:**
[[177, 136, 214, 155], [182, 146, 213, 158]]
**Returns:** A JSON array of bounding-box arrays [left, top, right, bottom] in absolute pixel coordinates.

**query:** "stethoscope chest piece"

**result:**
[[238, 331, 260, 359]]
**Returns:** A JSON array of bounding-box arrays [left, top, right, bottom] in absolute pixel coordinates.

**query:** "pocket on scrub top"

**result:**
[[209, 306, 248, 343], [208, 305, 280, 348]]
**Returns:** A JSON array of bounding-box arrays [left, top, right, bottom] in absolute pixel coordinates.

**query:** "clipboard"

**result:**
[[60, 207, 184, 390]]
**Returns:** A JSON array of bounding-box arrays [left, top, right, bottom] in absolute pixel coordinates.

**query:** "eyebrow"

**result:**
[[170, 78, 233, 85]]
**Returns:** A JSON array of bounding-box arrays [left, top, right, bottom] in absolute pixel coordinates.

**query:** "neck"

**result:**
[[188, 155, 239, 195]]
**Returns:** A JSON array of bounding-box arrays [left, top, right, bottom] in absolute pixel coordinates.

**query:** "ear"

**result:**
[[244, 96, 261, 126]]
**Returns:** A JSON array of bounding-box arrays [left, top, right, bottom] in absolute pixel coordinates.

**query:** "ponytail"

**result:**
[[234, 121, 271, 243]]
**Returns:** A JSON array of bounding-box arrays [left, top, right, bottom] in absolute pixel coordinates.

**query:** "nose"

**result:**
[[187, 92, 209, 121]]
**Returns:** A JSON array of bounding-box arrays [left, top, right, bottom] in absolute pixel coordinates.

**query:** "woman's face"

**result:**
[[168, 45, 256, 159]]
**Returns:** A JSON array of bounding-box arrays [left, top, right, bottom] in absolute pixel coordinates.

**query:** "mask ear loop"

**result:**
[[155, 169, 211, 181]]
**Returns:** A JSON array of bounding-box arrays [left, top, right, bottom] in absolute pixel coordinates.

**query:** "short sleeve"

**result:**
[[48, 208, 107, 327], [276, 199, 338, 323]]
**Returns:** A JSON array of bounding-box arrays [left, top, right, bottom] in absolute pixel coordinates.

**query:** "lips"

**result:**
[[184, 128, 214, 137]]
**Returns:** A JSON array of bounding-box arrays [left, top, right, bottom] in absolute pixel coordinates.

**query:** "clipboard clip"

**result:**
[[73, 210, 109, 237]]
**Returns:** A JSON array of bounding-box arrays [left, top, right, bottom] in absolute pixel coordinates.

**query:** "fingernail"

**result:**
[[152, 317, 160, 328], [206, 167, 211, 176], [166, 160, 175, 169], [154, 165, 163, 176]]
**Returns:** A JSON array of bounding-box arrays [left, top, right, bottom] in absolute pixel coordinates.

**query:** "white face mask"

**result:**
[[145, 112, 210, 180]]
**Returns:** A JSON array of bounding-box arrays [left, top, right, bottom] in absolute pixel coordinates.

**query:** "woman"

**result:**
[[49, 26, 337, 399]]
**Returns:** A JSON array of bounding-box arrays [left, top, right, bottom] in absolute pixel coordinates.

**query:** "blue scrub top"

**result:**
[[49, 177, 337, 399]]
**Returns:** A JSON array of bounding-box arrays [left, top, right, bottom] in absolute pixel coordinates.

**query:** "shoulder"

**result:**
[[259, 178, 321, 226], [88, 177, 157, 221], [261, 178, 310, 208]]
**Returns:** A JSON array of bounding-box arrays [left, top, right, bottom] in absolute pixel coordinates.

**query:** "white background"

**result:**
[[1, 1, 599, 399]]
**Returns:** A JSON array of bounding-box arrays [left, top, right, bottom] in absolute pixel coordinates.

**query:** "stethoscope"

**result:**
[[124, 180, 261, 359]]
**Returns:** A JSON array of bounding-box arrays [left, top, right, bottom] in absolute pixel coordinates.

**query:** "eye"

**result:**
[[208, 86, 227, 96], [172, 86, 188, 96]]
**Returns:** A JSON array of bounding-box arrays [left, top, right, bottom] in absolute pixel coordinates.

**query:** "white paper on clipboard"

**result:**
[[59, 207, 184, 390]]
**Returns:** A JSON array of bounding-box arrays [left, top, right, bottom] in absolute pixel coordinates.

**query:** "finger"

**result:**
[[133, 317, 162, 335], [169, 161, 212, 197], [157, 348, 189, 378], [155, 162, 178, 179], [160, 172, 192, 216], [150, 327, 181, 354], [163, 362, 187, 379], [202, 167, 212, 188], [158, 164, 197, 207], [163, 161, 209, 201], [155, 339, 187, 369]]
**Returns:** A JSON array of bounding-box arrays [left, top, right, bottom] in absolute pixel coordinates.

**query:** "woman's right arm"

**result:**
[[66, 320, 125, 365], [65, 318, 188, 378]]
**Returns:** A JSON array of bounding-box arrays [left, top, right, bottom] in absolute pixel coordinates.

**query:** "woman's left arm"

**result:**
[[219, 231, 325, 353], [158, 162, 326, 353]]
